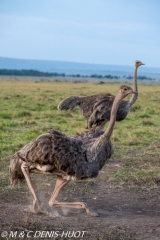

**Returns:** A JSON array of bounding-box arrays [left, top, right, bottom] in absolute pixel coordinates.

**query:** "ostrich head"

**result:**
[[9, 154, 24, 188], [119, 85, 137, 96], [135, 60, 145, 68]]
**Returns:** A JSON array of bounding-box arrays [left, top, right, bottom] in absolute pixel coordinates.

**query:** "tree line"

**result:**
[[0, 69, 154, 80], [0, 69, 65, 77]]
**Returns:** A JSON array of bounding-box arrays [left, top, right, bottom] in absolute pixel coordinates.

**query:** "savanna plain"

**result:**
[[0, 77, 160, 240]]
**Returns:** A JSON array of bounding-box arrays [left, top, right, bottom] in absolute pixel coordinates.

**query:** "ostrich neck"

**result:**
[[90, 94, 122, 156], [128, 66, 138, 106]]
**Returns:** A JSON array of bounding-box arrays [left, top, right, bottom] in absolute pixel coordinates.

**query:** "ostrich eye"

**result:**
[[124, 88, 127, 91]]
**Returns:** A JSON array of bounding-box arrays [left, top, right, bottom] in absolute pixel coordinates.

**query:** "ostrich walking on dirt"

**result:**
[[58, 61, 144, 128], [10, 86, 136, 216]]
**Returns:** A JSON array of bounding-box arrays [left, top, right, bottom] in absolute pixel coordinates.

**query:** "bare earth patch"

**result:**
[[0, 161, 160, 240]]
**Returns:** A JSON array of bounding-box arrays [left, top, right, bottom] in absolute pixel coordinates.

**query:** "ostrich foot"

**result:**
[[24, 206, 43, 214], [24, 205, 40, 214], [50, 200, 99, 217], [24, 200, 46, 214], [24, 205, 49, 215], [85, 207, 99, 217], [82, 202, 99, 217]]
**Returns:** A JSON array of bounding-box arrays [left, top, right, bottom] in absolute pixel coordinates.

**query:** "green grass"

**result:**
[[111, 144, 160, 189], [1, 77, 160, 190]]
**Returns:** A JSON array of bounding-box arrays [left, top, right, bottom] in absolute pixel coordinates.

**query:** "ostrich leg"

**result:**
[[49, 175, 98, 216], [21, 162, 42, 213]]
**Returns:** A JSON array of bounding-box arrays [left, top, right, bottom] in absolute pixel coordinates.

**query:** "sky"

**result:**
[[0, 0, 160, 68]]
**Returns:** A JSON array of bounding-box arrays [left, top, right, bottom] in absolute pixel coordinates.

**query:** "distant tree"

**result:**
[[0, 69, 66, 77]]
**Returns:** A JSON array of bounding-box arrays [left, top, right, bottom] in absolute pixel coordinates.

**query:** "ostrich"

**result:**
[[58, 60, 144, 128], [9, 85, 136, 217]]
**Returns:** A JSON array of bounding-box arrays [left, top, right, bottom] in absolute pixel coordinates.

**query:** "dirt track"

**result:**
[[0, 162, 160, 240]]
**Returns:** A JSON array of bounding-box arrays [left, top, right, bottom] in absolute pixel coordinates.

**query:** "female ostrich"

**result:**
[[10, 85, 136, 217], [58, 60, 144, 128]]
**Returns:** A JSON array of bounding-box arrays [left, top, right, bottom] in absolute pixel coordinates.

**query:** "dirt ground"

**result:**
[[0, 160, 160, 240]]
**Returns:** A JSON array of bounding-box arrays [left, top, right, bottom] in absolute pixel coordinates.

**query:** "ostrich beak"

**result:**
[[131, 90, 138, 94], [141, 63, 145, 65]]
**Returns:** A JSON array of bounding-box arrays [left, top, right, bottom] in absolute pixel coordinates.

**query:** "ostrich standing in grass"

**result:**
[[58, 60, 144, 128], [10, 85, 136, 216]]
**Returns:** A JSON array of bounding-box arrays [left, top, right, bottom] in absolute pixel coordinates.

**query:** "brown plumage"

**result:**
[[10, 85, 136, 216], [58, 60, 144, 128]]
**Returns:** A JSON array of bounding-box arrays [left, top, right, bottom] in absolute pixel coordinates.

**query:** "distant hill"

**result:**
[[0, 56, 160, 78]]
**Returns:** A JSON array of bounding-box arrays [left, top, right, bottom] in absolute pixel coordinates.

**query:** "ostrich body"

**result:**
[[10, 85, 136, 216], [58, 61, 144, 128]]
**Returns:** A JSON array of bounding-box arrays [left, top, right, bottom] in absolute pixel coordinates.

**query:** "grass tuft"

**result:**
[[16, 111, 32, 117], [142, 120, 155, 126]]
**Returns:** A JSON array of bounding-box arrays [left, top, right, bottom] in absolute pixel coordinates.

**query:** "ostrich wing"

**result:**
[[58, 92, 114, 118], [79, 93, 113, 117], [87, 94, 115, 128], [58, 96, 82, 110], [17, 130, 90, 178]]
